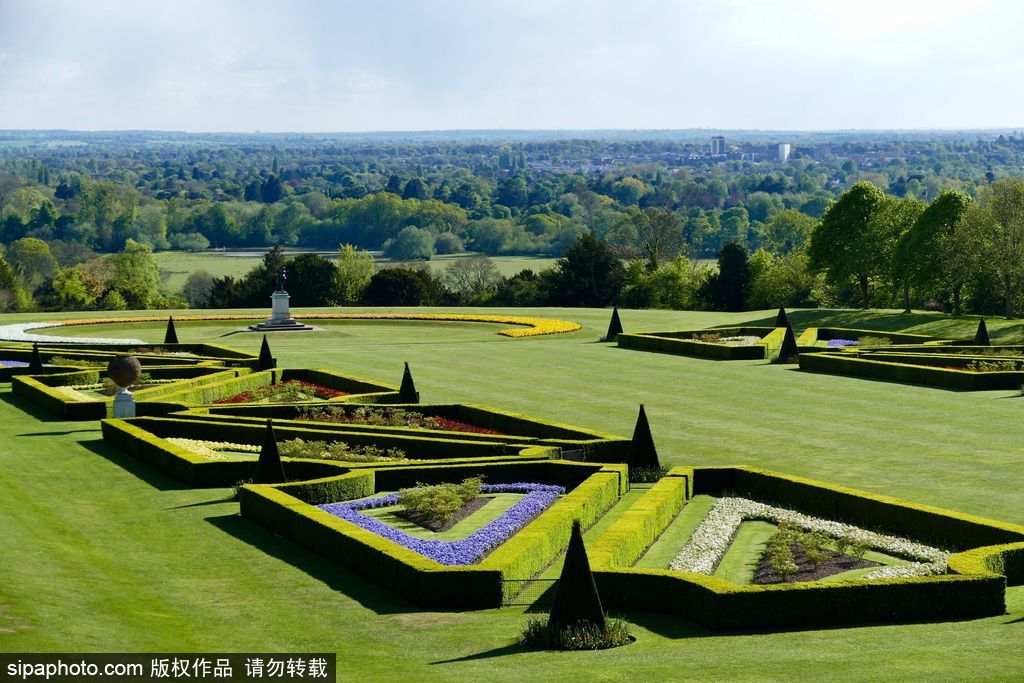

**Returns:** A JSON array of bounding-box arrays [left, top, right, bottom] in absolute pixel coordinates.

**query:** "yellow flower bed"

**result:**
[[48, 313, 581, 338]]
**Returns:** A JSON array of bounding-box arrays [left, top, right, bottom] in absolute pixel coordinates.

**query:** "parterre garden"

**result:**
[[2, 306, 1024, 678]]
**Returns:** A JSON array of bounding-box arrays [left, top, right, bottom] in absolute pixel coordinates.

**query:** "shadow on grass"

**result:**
[[79, 438, 184, 491], [168, 496, 236, 509], [0, 391, 62, 422], [429, 643, 527, 664], [205, 512, 412, 616], [18, 428, 99, 436]]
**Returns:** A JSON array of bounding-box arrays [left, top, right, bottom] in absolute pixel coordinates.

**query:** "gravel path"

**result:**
[[0, 322, 144, 345]]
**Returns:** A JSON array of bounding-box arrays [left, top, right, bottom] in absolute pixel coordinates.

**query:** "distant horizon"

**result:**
[[3, 126, 1022, 135]]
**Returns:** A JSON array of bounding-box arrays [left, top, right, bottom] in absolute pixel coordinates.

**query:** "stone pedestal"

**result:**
[[113, 388, 136, 418], [248, 290, 314, 332]]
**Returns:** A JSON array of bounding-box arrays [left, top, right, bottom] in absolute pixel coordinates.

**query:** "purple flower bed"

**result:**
[[318, 482, 565, 565], [827, 339, 860, 348], [0, 360, 30, 368]]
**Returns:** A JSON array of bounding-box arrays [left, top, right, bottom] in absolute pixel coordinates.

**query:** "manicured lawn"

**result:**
[[714, 520, 777, 584], [3, 306, 1024, 679], [635, 495, 716, 569]]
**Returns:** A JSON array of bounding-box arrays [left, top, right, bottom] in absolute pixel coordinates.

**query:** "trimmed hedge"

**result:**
[[100, 416, 561, 487], [798, 351, 1024, 390], [583, 465, 1024, 630], [796, 327, 946, 354], [691, 466, 1024, 551], [179, 402, 630, 461], [617, 327, 786, 361], [11, 368, 250, 420], [588, 468, 692, 569], [238, 461, 626, 608]]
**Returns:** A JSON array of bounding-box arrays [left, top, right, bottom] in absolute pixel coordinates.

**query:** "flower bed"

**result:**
[[165, 437, 406, 463], [296, 405, 501, 435], [826, 339, 859, 348], [319, 482, 565, 565], [669, 497, 950, 581], [214, 380, 348, 404]]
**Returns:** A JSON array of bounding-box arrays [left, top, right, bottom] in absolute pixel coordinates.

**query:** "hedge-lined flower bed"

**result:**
[[319, 482, 565, 565], [213, 380, 348, 404], [296, 405, 501, 435], [669, 497, 950, 580], [7, 312, 582, 341]]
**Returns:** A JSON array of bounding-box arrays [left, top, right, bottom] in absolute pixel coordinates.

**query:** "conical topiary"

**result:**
[[398, 362, 419, 404], [254, 419, 286, 484], [256, 335, 276, 371], [974, 318, 991, 346], [627, 404, 660, 471], [778, 323, 799, 362], [604, 307, 623, 342], [548, 520, 605, 630], [774, 307, 789, 328], [163, 315, 179, 344], [28, 342, 44, 374]]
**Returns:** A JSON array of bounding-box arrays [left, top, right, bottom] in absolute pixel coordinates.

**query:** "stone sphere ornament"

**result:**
[[107, 354, 142, 388]]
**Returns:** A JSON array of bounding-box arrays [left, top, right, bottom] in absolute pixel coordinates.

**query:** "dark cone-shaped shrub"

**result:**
[[974, 318, 991, 346], [548, 520, 605, 631], [604, 307, 623, 342], [778, 323, 799, 362], [627, 404, 660, 470], [398, 362, 420, 403], [256, 335, 276, 371], [28, 343, 44, 374], [163, 316, 179, 344], [774, 307, 789, 328], [254, 419, 286, 484]]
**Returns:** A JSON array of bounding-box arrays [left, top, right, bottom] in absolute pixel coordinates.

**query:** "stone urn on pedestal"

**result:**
[[107, 354, 142, 418]]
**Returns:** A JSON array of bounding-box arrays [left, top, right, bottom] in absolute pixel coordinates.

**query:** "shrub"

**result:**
[[520, 617, 632, 650], [398, 476, 482, 527], [278, 438, 406, 463], [857, 335, 892, 347]]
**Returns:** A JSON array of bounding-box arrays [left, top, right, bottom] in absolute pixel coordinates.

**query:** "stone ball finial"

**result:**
[[107, 355, 142, 388]]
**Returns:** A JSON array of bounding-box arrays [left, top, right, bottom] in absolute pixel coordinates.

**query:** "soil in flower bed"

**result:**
[[752, 543, 880, 584], [395, 496, 491, 532], [214, 380, 348, 404]]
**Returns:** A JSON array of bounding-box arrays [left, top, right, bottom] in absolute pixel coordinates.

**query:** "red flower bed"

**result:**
[[214, 380, 348, 404]]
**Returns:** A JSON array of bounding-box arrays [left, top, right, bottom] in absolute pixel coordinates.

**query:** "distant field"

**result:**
[[154, 250, 558, 293]]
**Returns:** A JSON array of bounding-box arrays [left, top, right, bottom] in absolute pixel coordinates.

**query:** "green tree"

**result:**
[[334, 244, 375, 305], [181, 270, 214, 308], [444, 255, 502, 302], [402, 177, 428, 200], [699, 241, 752, 311], [611, 207, 685, 270], [51, 267, 96, 309], [895, 190, 974, 314], [384, 226, 435, 260], [764, 209, 816, 255], [807, 181, 893, 308], [878, 195, 925, 313], [548, 233, 625, 307], [106, 239, 161, 308], [5, 237, 57, 291], [362, 267, 427, 306], [968, 178, 1024, 318]]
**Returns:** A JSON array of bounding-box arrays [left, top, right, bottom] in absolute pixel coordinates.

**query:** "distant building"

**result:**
[[710, 136, 725, 155], [778, 143, 791, 162]]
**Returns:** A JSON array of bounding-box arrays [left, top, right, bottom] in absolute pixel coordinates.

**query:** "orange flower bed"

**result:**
[[48, 312, 581, 338]]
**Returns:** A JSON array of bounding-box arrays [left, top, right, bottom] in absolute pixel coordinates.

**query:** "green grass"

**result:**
[[3, 306, 1024, 679], [635, 495, 717, 569], [363, 493, 523, 541], [823, 550, 909, 583], [714, 521, 777, 584], [153, 250, 557, 293]]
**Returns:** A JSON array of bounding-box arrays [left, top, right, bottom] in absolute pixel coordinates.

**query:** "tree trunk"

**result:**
[[952, 285, 962, 316], [859, 274, 870, 309], [1005, 281, 1014, 319], [902, 285, 911, 314]]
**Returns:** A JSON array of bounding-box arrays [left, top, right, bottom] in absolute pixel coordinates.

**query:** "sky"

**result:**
[[1, 0, 1022, 132]]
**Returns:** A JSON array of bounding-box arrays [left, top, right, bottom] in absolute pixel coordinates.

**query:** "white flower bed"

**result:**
[[669, 497, 950, 581], [165, 438, 260, 461], [717, 335, 763, 347], [0, 322, 144, 345]]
